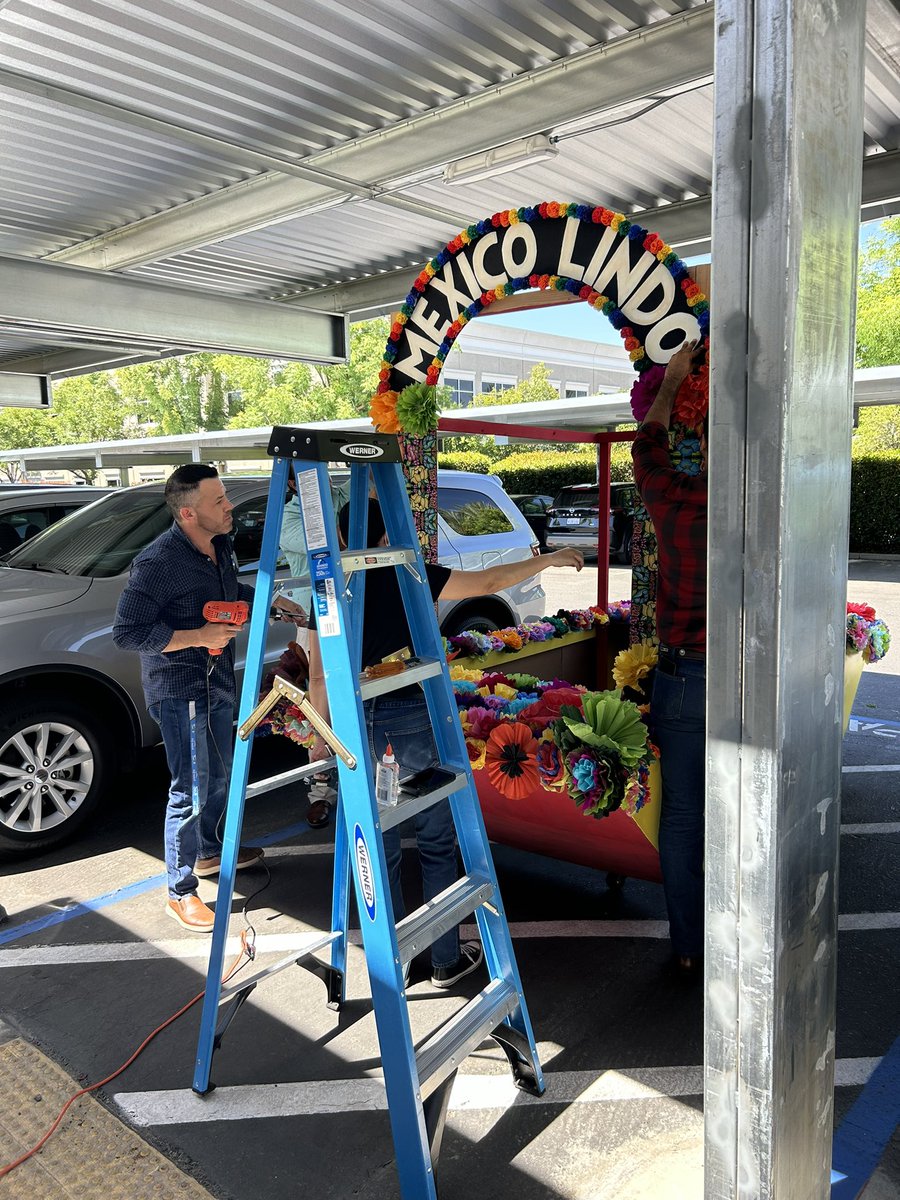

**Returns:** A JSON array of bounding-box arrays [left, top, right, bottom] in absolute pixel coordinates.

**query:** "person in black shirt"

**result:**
[[307, 498, 582, 988]]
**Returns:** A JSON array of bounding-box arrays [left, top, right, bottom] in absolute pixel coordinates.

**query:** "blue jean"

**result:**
[[649, 658, 706, 957], [150, 696, 234, 900], [365, 695, 460, 969]]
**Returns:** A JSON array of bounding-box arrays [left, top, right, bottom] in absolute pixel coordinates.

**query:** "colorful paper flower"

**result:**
[[485, 722, 540, 800], [467, 706, 502, 740], [535, 731, 565, 788], [396, 382, 439, 435], [369, 389, 400, 433], [863, 619, 891, 664], [466, 738, 487, 770], [612, 642, 658, 696], [672, 365, 709, 428], [629, 365, 665, 422], [847, 602, 877, 622]]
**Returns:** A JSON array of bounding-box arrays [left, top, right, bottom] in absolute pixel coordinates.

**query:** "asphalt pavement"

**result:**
[[0, 559, 897, 1199]]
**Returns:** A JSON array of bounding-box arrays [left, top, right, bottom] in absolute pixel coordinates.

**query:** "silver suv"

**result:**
[[0, 471, 541, 856]]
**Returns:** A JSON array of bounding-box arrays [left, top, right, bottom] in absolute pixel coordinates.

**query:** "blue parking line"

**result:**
[[245, 818, 316, 848], [850, 712, 900, 730], [0, 817, 316, 948], [0, 872, 166, 947], [832, 1036, 900, 1198]]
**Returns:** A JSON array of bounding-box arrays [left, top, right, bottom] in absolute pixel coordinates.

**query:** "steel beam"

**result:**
[[0, 256, 347, 363], [0, 373, 50, 407], [48, 8, 715, 272], [705, 2, 866, 1197]]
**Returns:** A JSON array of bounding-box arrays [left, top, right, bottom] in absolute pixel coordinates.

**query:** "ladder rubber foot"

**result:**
[[192, 1081, 216, 1098]]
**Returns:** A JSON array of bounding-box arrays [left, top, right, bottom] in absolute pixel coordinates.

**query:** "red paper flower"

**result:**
[[517, 688, 584, 733], [485, 723, 539, 800], [847, 602, 876, 622]]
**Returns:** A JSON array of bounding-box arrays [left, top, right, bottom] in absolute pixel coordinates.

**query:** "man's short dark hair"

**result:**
[[339, 498, 386, 545], [164, 464, 219, 520]]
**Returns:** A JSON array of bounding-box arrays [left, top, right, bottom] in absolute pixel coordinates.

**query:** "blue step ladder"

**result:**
[[192, 426, 544, 1198]]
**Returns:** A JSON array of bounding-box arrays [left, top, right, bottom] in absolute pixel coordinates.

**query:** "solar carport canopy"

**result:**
[[0, 0, 897, 397]]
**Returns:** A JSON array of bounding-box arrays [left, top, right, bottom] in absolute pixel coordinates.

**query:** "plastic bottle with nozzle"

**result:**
[[375, 742, 400, 809]]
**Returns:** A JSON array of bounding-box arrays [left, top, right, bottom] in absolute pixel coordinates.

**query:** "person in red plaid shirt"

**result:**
[[632, 340, 707, 978]]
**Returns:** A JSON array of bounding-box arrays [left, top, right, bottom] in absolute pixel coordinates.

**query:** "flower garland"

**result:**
[[846, 603, 891, 664], [445, 605, 608, 662], [452, 666, 658, 821], [370, 203, 711, 434]]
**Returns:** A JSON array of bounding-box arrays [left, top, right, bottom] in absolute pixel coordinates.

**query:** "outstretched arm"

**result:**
[[439, 547, 583, 602]]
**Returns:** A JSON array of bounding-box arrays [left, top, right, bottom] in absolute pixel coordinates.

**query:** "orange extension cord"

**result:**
[[0, 933, 253, 1181]]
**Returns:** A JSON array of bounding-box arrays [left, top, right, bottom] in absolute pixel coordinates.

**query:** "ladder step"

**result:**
[[415, 978, 519, 1101], [219, 929, 341, 1002], [341, 547, 417, 574], [245, 757, 336, 800], [379, 769, 467, 832], [359, 656, 444, 700], [395, 874, 494, 966]]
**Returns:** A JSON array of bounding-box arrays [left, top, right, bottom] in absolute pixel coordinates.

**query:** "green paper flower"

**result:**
[[396, 383, 439, 436], [558, 689, 649, 769]]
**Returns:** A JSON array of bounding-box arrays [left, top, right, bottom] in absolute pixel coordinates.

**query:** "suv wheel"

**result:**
[[0, 698, 112, 857], [618, 532, 633, 565]]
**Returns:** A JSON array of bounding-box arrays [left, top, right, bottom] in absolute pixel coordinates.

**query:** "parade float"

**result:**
[[264, 201, 890, 884]]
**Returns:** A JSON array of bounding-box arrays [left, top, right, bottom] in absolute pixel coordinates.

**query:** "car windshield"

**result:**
[[553, 488, 598, 511], [1, 491, 170, 579]]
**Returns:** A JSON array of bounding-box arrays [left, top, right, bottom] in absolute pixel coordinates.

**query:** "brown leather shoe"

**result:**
[[194, 846, 265, 877], [166, 894, 215, 933], [306, 798, 332, 828]]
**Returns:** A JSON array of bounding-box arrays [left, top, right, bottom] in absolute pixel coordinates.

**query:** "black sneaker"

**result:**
[[430, 941, 483, 989]]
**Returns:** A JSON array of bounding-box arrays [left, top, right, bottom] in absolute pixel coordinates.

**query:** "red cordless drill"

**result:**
[[202, 600, 250, 656]]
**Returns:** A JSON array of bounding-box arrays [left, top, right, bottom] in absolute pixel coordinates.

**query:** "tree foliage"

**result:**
[[852, 218, 900, 455], [856, 217, 900, 368]]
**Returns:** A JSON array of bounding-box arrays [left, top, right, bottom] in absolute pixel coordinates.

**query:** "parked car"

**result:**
[[545, 481, 638, 563], [0, 486, 107, 555], [0, 470, 542, 856], [510, 493, 554, 550]]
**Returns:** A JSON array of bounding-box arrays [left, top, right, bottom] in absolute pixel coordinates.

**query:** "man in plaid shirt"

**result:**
[[632, 341, 708, 977]]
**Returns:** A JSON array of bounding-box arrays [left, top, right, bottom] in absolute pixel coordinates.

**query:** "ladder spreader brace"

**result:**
[[191, 426, 544, 1199]]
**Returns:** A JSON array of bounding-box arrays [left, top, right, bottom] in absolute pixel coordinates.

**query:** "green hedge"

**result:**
[[488, 448, 633, 496], [437, 451, 492, 474], [850, 453, 900, 553]]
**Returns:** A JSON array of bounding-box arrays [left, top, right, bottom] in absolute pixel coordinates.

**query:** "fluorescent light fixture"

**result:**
[[443, 134, 559, 186]]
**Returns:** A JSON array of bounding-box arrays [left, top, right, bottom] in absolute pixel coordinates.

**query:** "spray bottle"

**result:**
[[375, 742, 400, 809]]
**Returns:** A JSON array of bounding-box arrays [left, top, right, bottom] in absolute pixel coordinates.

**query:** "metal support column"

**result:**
[[706, 2, 866, 1197]]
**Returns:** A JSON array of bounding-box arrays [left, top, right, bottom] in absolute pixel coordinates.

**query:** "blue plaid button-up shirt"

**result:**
[[113, 522, 254, 707]]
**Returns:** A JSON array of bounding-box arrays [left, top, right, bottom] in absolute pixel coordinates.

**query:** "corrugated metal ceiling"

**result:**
[[0, 0, 897, 374]]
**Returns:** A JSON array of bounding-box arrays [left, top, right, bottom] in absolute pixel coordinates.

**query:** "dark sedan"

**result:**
[[510, 493, 554, 549]]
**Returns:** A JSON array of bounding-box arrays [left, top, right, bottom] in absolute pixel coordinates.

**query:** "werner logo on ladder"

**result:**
[[192, 426, 546, 1199]]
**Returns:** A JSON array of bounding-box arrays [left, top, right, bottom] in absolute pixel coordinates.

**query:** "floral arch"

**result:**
[[368, 201, 711, 641]]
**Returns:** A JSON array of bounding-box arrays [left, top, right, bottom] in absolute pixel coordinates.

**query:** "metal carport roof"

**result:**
[[1, 0, 897, 382]]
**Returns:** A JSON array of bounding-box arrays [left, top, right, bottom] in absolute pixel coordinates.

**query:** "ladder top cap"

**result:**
[[267, 427, 403, 464]]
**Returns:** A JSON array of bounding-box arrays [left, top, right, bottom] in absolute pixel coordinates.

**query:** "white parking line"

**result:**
[[112, 1056, 880, 1126], [841, 822, 900, 835], [2, 913, 897, 968], [843, 765, 900, 772]]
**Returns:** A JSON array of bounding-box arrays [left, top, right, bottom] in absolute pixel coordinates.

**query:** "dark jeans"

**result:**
[[365, 694, 460, 970], [650, 658, 706, 957], [150, 696, 234, 901]]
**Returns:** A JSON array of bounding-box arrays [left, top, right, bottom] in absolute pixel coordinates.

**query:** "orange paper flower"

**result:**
[[485, 722, 539, 801], [369, 389, 400, 433]]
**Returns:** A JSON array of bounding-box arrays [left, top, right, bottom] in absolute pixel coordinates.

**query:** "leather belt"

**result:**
[[657, 646, 705, 675], [658, 645, 705, 661]]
